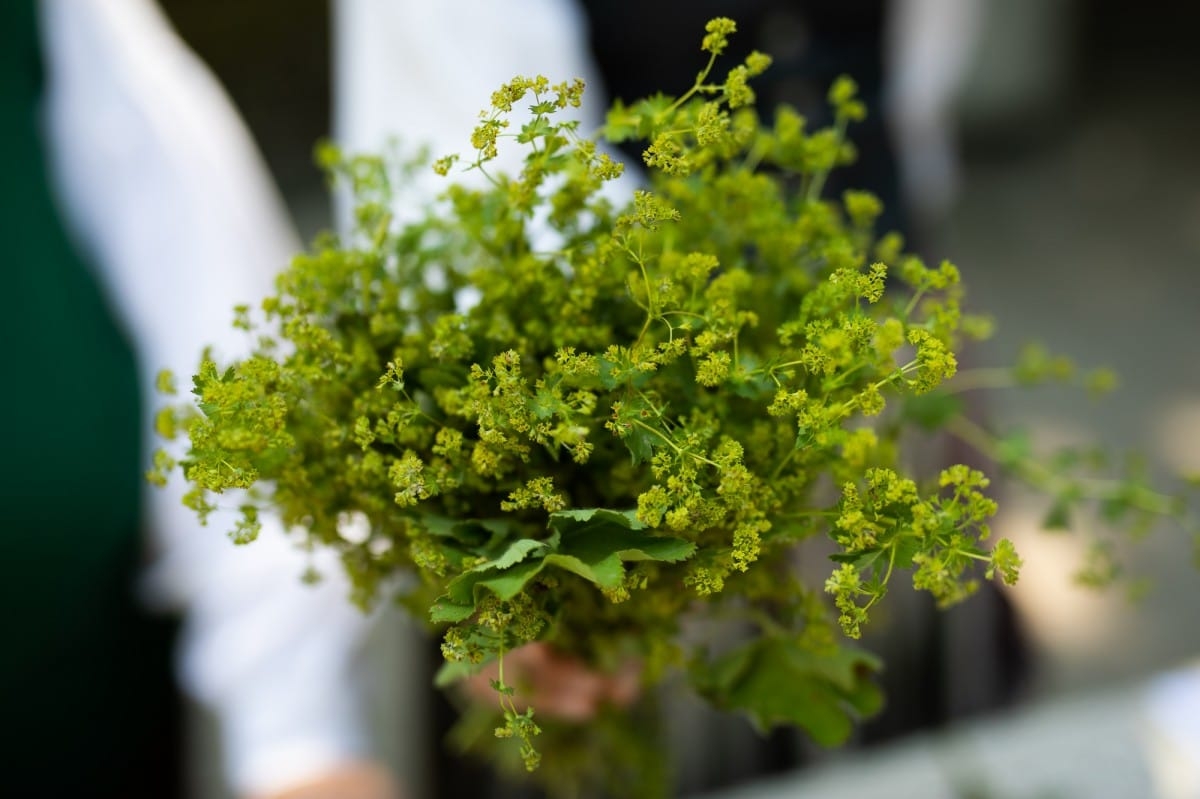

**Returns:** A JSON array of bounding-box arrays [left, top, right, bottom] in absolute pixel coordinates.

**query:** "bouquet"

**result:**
[[153, 18, 1194, 797]]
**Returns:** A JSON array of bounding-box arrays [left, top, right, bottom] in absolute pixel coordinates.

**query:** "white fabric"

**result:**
[[38, 1, 374, 795], [885, 0, 984, 223], [333, 0, 608, 218], [1143, 664, 1200, 799], [334, 1, 627, 321]]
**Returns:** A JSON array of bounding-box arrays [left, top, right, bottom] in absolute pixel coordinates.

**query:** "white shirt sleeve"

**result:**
[[38, 1, 378, 795], [332, 0, 612, 218], [885, 0, 984, 222]]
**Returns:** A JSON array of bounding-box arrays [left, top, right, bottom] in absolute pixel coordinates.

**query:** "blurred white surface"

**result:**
[[698, 672, 1200, 799]]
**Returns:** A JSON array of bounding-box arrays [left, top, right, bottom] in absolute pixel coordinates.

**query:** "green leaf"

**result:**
[[549, 507, 695, 589], [606, 399, 662, 464], [1100, 491, 1132, 524], [694, 637, 883, 746], [542, 552, 624, 590], [446, 558, 549, 608], [900, 391, 964, 431], [550, 508, 695, 564], [1043, 498, 1073, 530], [729, 358, 774, 399], [623, 426, 657, 464], [422, 516, 511, 549], [474, 538, 549, 572], [432, 508, 694, 616], [829, 536, 919, 575], [996, 430, 1032, 469], [433, 659, 477, 688], [529, 386, 563, 420], [548, 507, 645, 530], [597, 356, 622, 390], [430, 600, 476, 624], [631, 93, 675, 135], [892, 537, 922, 571], [603, 100, 639, 143], [517, 117, 554, 143], [828, 548, 883, 568]]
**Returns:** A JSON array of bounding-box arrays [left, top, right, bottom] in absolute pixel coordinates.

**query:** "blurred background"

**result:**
[[149, 0, 1200, 796]]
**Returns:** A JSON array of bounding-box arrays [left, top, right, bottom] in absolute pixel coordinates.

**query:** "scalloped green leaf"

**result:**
[[433, 659, 476, 688], [443, 558, 548, 609], [421, 516, 511, 549], [429, 599, 475, 624], [551, 507, 696, 566], [543, 552, 624, 590], [694, 637, 882, 746], [473, 538, 549, 572], [549, 507, 644, 532], [432, 509, 697, 617]]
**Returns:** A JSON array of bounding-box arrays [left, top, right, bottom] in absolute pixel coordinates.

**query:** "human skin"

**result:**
[[252, 762, 401, 799], [459, 641, 641, 722], [256, 642, 640, 798]]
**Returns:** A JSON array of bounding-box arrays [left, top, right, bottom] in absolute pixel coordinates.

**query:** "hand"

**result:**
[[249, 761, 401, 799], [460, 642, 640, 722]]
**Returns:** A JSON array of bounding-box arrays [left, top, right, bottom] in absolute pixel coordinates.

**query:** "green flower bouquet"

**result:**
[[153, 18, 1195, 798]]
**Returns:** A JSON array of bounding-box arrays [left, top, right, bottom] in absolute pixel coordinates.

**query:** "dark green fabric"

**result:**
[[0, 2, 179, 795]]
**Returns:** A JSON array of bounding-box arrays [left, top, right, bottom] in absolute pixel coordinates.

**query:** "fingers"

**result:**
[[250, 762, 400, 799], [606, 657, 642, 707], [522, 646, 609, 721], [458, 642, 643, 721]]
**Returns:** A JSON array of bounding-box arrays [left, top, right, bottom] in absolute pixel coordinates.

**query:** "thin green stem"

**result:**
[[946, 415, 1181, 518], [740, 137, 768, 173], [902, 288, 927, 320], [666, 55, 719, 114], [770, 448, 797, 480], [861, 545, 898, 613], [636, 257, 656, 345], [804, 116, 848, 204], [942, 368, 1018, 394], [660, 310, 707, 323], [776, 510, 838, 520], [630, 419, 720, 468], [952, 548, 991, 563], [833, 360, 919, 416]]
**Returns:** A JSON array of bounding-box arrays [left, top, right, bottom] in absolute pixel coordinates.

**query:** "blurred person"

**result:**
[[4, 0, 390, 796], [6, 1, 625, 798], [0, 0, 1004, 797]]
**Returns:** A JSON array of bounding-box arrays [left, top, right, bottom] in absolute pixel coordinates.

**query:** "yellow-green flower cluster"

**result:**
[[155, 18, 1195, 796]]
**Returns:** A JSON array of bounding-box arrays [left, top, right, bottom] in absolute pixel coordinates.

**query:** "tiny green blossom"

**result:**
[[701, 17, 737, 55]]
